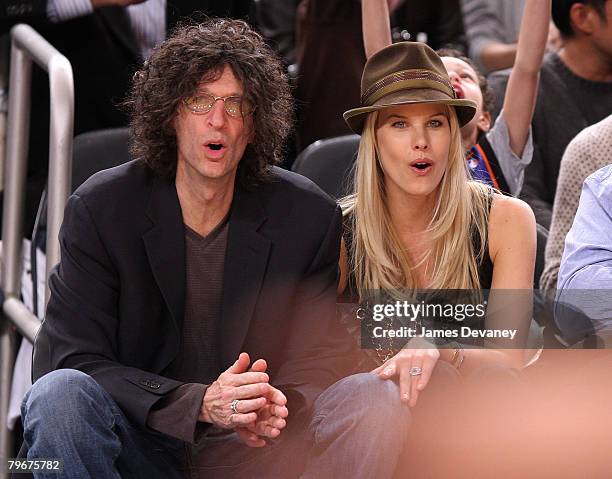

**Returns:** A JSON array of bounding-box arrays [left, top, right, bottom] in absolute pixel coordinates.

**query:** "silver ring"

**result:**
[[409, 366, 423, 376], [230, 399, 240, 414]]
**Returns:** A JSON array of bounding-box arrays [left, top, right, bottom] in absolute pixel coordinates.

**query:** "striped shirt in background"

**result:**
[[47, 0, 166, 59]]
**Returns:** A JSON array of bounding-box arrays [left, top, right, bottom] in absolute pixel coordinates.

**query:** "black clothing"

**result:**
[[34, 161, 346, 433]]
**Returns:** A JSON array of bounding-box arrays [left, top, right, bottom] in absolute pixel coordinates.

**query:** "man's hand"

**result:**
[[235, 358, 289, 448], [199, 352, 286, 429], [371, 337, 440, 407]]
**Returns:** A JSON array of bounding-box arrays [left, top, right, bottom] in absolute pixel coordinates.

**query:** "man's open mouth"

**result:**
[[205, 141, 226, 152]]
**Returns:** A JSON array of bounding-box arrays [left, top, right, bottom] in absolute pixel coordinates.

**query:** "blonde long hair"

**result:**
[[340, 106, 491, 297]]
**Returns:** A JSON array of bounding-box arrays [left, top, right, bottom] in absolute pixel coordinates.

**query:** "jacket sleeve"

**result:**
[[35, 193, 185, 430], [272, 204, 353, 413]]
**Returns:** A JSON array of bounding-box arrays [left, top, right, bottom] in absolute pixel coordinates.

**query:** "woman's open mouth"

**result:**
[[410, 160, 433, 175]]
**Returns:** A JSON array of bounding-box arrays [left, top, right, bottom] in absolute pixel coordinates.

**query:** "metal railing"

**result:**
[[1, 35, 9, 190], [0, 24, 74, 474]]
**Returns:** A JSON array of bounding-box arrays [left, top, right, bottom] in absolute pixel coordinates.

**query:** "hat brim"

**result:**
[[344, 97, 477, 134]]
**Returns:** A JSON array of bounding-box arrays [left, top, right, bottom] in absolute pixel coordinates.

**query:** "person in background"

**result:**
[[461, 0, 527, 73], [389, 0, 467, 52], [254, 0, 300, 67], [292, 0, 466, 154], [462, 0, 562, 74], [554, 164, 612, 342], [363, 0, 550, 196], [518, 0, 612, 228], [540, 114, 612, 291]]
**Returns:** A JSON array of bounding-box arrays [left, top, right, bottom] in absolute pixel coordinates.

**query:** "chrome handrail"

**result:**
[[0, 24, 74, 474]]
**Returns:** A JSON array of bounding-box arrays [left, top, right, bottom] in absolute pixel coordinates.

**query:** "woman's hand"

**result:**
[[371, 337, 440, 407]]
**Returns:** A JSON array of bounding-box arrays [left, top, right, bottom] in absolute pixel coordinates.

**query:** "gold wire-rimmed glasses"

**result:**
[[183, 92, 254, 118]]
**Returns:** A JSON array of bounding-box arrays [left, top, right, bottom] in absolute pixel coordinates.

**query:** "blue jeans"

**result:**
[[22, 370, 411, 479], [21, 370, 185, 479]]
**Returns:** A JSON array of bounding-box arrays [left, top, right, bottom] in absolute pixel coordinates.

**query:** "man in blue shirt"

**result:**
[[556, 164, 612, 343]]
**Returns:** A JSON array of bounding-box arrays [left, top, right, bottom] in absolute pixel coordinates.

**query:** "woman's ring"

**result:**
[[409, 366, 423, 376], [230, 399, 240, 414]]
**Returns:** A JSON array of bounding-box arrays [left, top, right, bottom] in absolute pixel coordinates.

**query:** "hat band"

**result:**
[[363, 78, 455, 106]]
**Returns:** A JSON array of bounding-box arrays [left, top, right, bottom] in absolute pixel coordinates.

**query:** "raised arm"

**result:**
[[502, 0, 551, 157], [362, 0, 392, 59]]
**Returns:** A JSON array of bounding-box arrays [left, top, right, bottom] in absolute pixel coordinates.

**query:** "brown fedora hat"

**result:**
[[344, 42, 477, 134]]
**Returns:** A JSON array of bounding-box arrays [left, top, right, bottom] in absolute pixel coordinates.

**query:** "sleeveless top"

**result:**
[[338, 192, 494, 370], [341, 191, 494, 302]]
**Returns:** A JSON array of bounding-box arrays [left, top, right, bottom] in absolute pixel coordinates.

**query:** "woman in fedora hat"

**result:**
[[361, 0, 551, 196], [337, 40, 536, 408]]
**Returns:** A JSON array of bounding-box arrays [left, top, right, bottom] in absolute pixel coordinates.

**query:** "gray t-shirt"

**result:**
[[147, 218, 229, 444], [521, 53, 612, 228]]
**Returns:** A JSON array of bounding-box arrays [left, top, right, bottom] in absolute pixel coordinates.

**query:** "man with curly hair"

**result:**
[[20, 19, 409, 478]]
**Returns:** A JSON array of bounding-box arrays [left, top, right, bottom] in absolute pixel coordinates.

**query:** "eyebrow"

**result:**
[[194, 89, 244, 97], [384, 112, 447, 121]]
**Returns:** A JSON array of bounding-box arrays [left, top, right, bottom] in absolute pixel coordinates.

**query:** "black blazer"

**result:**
[[34, 161, 346, 430]]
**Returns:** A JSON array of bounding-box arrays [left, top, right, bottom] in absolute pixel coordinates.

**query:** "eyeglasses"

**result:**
[[183, 92, 254, 118]]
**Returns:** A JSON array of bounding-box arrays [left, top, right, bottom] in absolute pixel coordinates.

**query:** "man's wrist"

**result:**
[[199, 391, 213, 424]]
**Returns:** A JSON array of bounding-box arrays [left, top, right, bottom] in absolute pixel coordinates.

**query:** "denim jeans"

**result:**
[[22, 370, 411, 479], [21, 369, 185, 479]]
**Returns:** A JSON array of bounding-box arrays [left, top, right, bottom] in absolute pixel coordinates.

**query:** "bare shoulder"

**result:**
[[488, 194, 536, 260], [489, 194, 535, 226]]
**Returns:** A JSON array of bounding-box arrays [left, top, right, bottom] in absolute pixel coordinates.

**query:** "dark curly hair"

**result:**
[[436, 48, 496, 114], [123, 18, 293, 187]]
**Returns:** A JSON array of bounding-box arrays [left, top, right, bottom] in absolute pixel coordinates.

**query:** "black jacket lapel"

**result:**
[[220, 185, 271, 368], [143, 176, 186, 341]]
